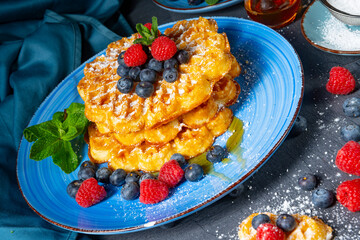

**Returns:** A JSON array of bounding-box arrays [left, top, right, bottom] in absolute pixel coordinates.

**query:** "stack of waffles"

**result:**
[[77, 17, 241, 172]]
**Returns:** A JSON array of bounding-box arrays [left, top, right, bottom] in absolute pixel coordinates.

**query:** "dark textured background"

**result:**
[[91, 1, 360, 239]]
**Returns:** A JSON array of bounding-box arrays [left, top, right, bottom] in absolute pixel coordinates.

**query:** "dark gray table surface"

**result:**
[[90, 1, 360, 239]]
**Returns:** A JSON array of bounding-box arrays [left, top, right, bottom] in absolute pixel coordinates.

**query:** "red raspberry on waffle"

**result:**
[[151, 36, 177, 61], [256, 223, 285, 240], [124, 44, 148, 67]]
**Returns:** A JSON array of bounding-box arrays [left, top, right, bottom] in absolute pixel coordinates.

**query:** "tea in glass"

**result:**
[[244, 0, 301, 28]]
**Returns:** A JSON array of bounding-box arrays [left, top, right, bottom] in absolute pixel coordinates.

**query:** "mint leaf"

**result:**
[[29, 137, 63, 161], [134, 16, 160, 46], [24, 120, 60, 142], [52, 140, 79, 174], [205, 0, 219, 5], [151, 17, 159, 38], [23, 102, 89, 174]]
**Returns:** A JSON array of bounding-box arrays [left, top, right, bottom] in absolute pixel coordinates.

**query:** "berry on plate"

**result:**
[[125, 171, 141, 183], [140, 179, 169, 204], [151, 36, 177, 61], [121, 182, 140, 200], [159, 160, 184, 188], [163, 68, 178, 83], [206, 145, 226, 163], [124, 44, 148, 67], [148, 58, 163, 72], [184, 163, 203, 182], [170, 153, 186, 167], [311, 188, 335, 208], [337, 179, 360, 212], [176, 50, 190, 64], [78, 167, 96, 181], [117, 64, 130, 77], [139, 173, 155, 184], [276, 214, 296, 232], [80, 160, 97, 172], [67, 180, 83, 198], [298, 173, 317, 191], [256, 223, 285, 240], [109, 168, 127, 186], [251, 213, 271, 230], [75, 178, 106, 208], [326, 66, 356, 95], [340, 124, 360, 142], [343, 97, 360, 117], [96, 167, 112, 184], [140, 68, 157, 83], [335, 141, 360, 175], [129, 66, 141, 82], [164, 58, 179, 70]]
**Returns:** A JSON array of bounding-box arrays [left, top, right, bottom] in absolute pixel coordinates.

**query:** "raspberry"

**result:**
[[256, 223, 285, 240], [75, 178, 106, 208], [326, 66, 356, 95], [337, 179, 360, 212], [124, 44, 148, 67], [140, 179, 169, 204], [151, 36, 177, 61], [335, 141, 360, 176], [158, 159, 184, 188]]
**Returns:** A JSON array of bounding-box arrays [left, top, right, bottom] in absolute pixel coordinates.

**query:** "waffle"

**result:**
[[88, 107, 234, 172], [77, 17, 235, 134], [238, 213, 333, 240], [96, 76, 240, 147]]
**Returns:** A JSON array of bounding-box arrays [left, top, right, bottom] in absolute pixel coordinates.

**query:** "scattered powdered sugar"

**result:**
[[319, 14, 360, 51], [327, 0, 360, 15]]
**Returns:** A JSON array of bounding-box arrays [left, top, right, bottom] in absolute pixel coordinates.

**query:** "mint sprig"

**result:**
[[205, 0, 219, 5], [133, 16, 159, 46], [23, 103, 89, 174]]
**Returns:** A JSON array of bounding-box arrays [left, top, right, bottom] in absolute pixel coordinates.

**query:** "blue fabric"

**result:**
[[0, 1, 133, 239]]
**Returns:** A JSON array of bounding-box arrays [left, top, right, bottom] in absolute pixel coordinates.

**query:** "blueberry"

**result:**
[[121, 182, 140, 200], [312, 188, 335, 208], [117, 64, 130, 77], [206, 145, 226, 163], [78, 167, 96, 180], [140, 68, 157, 83], [176, 50, 190, 64], [251, 214, 271, 230], [117, 51, 126, 66], [125, 172, 140, 183], [229, 184, 245, 198], [80, 160, 97, 172], [66, 180, 83, 198], [96, 167, 112, 184], [341, 124, 360, 142], [187, 0, 203, 6], [117, 77, 134, 94], [298, 173, 317, 191], [129, 66, 141, 82], [185, 164, 204, 182], [276, 214, 296, 232], [288, 115, 307, 137], [135, 81, 154, 98], [148, 58, 163, 72], [164, 58, 179, 70], [171, 153, 186, 167], [139, 173, 155, 184], [109, 168, 127, 186], [163, 68, 178, 83], [343, 97, 360, 117]]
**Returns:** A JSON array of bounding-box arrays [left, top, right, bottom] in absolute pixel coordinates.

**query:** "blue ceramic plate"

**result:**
[[17, 17, 303, 234], [301, 0, 360, 55], [152, 0, 243, 13]]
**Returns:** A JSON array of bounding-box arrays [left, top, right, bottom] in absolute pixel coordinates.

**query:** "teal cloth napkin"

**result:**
[[0, 1, 133, 239]]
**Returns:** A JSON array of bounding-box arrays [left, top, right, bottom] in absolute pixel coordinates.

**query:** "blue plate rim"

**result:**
[[301, 0, 360, 55], [16, 16, 304, 234], [152, 0, 243, 13]]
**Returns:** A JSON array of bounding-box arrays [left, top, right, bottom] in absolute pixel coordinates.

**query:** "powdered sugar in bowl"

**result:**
[[320, 0, 360, 25]]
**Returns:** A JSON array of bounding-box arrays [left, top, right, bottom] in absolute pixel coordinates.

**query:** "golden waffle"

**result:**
[[88, 107, 234, 172], [96, 76, 240, 147], [78, 17, 236, 134], [238, 213, 333, 240]]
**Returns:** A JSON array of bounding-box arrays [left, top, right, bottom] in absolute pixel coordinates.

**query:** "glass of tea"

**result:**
[[244, 0, 301, 29]]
